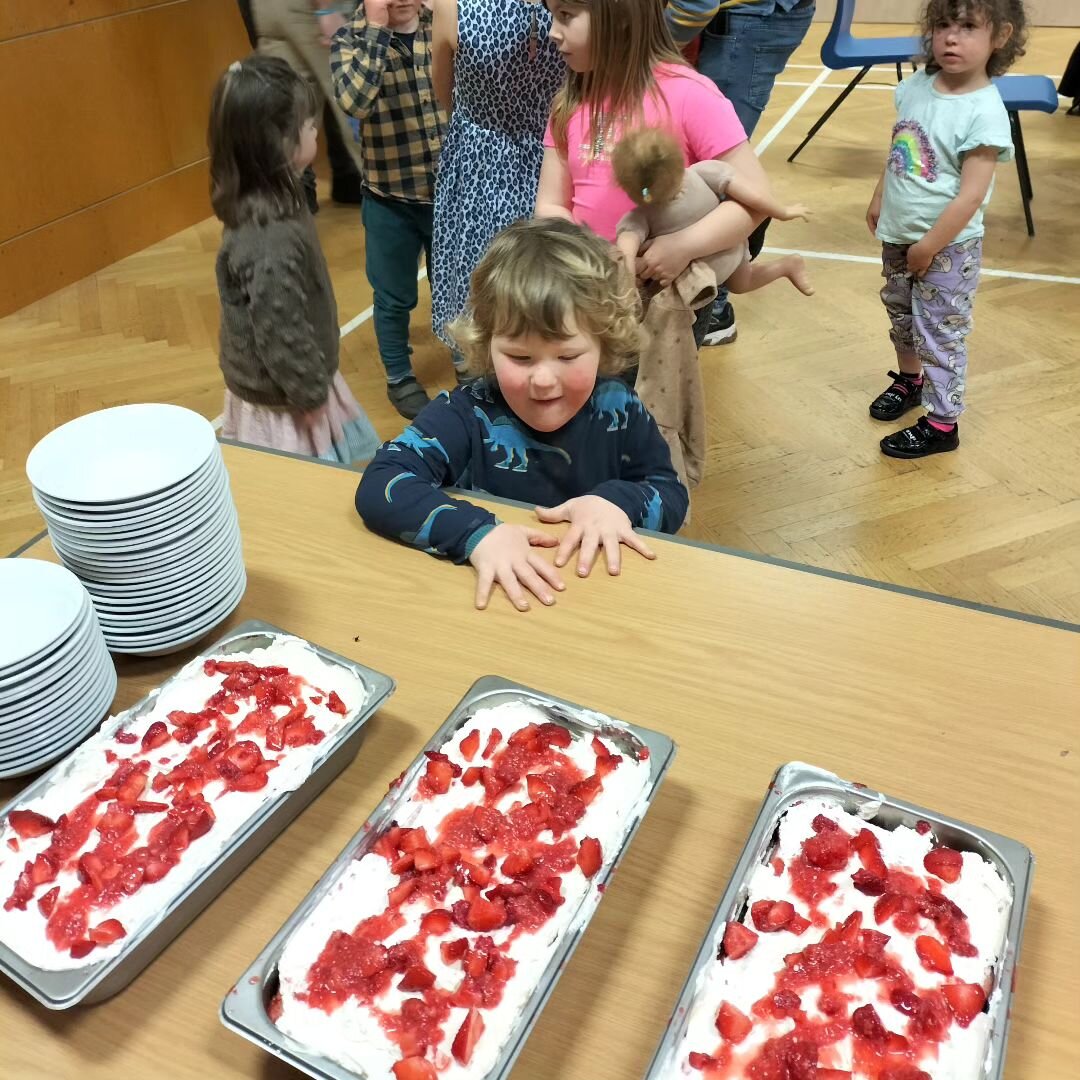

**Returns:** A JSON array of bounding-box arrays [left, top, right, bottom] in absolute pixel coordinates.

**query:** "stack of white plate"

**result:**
[[26, 404, 246, 656], [0, 560, 117, 778]]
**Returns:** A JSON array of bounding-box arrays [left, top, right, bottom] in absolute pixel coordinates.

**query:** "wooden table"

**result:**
[[3, 444, 1077, 1079]]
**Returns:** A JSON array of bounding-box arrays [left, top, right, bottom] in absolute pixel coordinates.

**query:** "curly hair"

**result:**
[[611, 128, 686, 208], [450, 218, 642, 378], [919, 0, 1028, 78]]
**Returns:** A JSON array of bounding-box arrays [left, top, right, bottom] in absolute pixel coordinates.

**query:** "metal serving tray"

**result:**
[[645, 761, 1034, 1080], [0, 618, 395, 1009], [221, 674, 677, 1080]]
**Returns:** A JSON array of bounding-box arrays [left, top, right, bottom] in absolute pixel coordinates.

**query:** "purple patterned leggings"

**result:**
[[879, 238, 982, 420]]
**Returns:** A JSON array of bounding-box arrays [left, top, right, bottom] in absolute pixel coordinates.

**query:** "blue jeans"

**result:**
[[362, 192, 433, 383], [697, 0, 816, 316]]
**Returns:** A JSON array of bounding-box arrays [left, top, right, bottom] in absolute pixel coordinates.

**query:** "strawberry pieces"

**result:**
[[326, 691, 347, 715], [688, 1052, 720, 1072], [140, 721, 170, 752], [851, 869, 887, 896], [923, 846, 963, 883], [851, 1004, 888, 1043], [420, 909, 452, 935], [851, 828, 888, 878], [466, 897, 507, 931], [915, 935, 954, 975], [89, 919, 127, 945], [451, 1007, 485, 1066], [459, 729, 480, 762], [750, 899, 796, 932], [722, 921, 759, 960], [576, 837, 602, 879], [481, 728, 502, 760], [715, 1001, 753, 1043], [942, 981, 987, 1027], [397, 965, 435, 991], [423, 757, 454, 796], [802, 827, 851, 871], [69, 940, 98, 960], [223, 741, 263, 774], [391, 1058, 436, 1080], [7, 809, 57, 839]]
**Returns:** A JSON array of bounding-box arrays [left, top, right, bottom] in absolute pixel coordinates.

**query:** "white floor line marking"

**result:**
[[754, 67, 832, 156], [763, 246, 1080, 286], [776, 80, 895, 91]]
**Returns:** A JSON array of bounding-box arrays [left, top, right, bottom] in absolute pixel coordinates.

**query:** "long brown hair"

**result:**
[[208, 55, 317, 229], [547, 0, 686, 157]]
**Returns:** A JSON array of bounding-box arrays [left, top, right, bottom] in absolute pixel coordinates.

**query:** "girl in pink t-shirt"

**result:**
[[535, 0, 771, 290]]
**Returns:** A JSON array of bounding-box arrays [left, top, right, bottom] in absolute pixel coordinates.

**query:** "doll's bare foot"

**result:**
[[778, 203, 812, 222], [780, 254, 814, 295]]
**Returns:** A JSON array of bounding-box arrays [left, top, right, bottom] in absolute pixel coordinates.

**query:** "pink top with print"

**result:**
[[543, 63, 747, 241]]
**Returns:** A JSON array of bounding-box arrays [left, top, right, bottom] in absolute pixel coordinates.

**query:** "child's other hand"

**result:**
[[317, 11, 348, 44], [780, 203, 812, 222], [467, 524, 563, 612], [536, 496, 656, 578], [364, 0, 391, 28], [866, 197, 882, 236], [906, 240, 935, 277], [635, 233, 692, 289]]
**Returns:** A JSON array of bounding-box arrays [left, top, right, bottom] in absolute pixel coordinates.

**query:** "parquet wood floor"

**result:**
[[3, 24, 1078, 623]]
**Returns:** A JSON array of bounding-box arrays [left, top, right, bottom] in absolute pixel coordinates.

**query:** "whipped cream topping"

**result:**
[[663, 797, 1012, 1080], [0, 635, 367, 971], [276, 699, 653, 1079]]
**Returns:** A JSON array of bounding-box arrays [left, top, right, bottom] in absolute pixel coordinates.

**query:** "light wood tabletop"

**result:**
[[2, 443, 1077, 1080]]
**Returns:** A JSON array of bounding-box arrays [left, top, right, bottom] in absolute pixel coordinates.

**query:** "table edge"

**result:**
[[9, 439, 1077, 637]]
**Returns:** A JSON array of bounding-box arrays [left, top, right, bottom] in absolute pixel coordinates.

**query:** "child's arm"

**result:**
[[636, 141, 767, 284], [535, 397, 689, 576], [356, 393, 497, 561], [906, 147, 998, 275], [330, 1, 395, 120], [866, 166, 886, 235], [693, 160, 811, 223], [535, 149, 576, 222], [431, 0, 458, 113]]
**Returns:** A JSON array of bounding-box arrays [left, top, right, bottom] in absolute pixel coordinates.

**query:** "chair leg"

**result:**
[[896, 61, 903, 82], [788, 66, 872, 163], [1009, 111, 1035, 236]]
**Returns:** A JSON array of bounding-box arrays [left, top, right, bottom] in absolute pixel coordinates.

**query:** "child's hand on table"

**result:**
[[468, 524, 564, 612], [536, 496, 656, 578]]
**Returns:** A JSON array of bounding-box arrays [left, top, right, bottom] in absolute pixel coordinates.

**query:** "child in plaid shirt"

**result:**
[[331, 1, 447, 420]]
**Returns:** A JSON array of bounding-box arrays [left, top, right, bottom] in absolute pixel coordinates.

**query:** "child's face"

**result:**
[[546, 3, 591, 73], [931, 9, 1010, 77], [387, 0, 422, 28], [490, 321, 601, 433], [292, 116, 318, 172]]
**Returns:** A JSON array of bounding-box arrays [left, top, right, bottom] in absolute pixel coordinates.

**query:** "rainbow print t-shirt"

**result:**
[[876, 70, 1013, 246]]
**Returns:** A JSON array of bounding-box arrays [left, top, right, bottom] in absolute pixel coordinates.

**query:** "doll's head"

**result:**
[[611, 128, 685, 209]]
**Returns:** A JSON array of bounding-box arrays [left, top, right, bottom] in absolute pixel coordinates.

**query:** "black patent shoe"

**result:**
[[880, 417, 959, 459], [870, 370, 924, 421]]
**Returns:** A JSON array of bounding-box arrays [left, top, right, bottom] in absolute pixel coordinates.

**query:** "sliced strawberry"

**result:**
[[459, 730, 480, 762], [130, 801, 169, 814], [481, 728, 502, 759], [424, 758, 454, 795], [389, 879, 418, 907], [398, 965, 435, 991], [852, 1003, 887, 1043], [78, 852, 106, 892], [461, 766, 484, 787], [569, 776, 602, 805], [787, 914, 811, 936], [451, 1006, 485, 1066], [576, 837, 602, 879], [750, 899, 795, 932], [69, 940, 98, 959], [420, 909, 452, 935], [527, 775, 556, 803], [852, 869, 887, 895], [230, 771, 269, 792], [924, 847, 963, 884], [30, 853, 58, 886], [854, 953, 886, 979], [89, 919, 127, 945], [141, 721, 170, 752], [412, 849, 439, 872], [466, 897, 507, 931], [942, 981, 987, 1027], [326, 691, 347, 715], [722, 921, 759, 959], [7, 809, 57, 839], [502, 853, 535, 878], [399, 828, 432, 853], [391, 1058, 436, 1080], [715, 1001, 753, 1043], [803, 827, 850, 871], [441, 937, 468, 963], [851, 828, 888, 878], [915, 935, 953, 975], [223, 741, 263, 774], [688, 1053, 720, 1072], [37, 886, 60, 917]]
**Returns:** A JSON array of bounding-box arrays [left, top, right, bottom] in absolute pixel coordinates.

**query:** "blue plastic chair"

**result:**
[[788, 0, 921, 162], [993, 74, 1060, 236]]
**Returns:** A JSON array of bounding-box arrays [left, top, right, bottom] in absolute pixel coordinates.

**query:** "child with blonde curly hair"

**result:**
[[355, 217, 688, 612]]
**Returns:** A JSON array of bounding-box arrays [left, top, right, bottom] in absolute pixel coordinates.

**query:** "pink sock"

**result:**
[[927, 418, 956, 433]]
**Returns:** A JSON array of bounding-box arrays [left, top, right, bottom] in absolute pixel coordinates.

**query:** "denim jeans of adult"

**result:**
[[697, 0, 816, 316], [362, 192, 434, 383]]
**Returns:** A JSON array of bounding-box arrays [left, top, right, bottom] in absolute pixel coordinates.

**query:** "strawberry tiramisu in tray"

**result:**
[[220, 675, 676, 1080], [646, 762, 1033, 1080], [0, 620, 394, 1007]]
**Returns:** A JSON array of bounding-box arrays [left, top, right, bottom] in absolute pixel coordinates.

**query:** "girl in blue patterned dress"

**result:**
[[430, 0, 565, 372]]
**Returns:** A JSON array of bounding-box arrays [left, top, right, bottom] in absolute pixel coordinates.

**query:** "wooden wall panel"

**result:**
[[0, 2, 172, 43], [0, 0, 250, 316]]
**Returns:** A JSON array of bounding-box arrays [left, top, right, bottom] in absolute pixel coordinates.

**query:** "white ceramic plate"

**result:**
[[0, 607, 101, 705], [81, 535, 244, 600], [0, 666, 118, 778], [0, 560, 88, 672], [26, 403, 217, 504], [88, 548, 244, 612]]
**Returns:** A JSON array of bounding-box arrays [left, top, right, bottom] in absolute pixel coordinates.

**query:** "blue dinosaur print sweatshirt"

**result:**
[[355, 378, 688, 562]]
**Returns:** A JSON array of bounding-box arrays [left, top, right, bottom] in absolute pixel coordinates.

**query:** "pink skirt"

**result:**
[[222, 372, 381, 464]]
